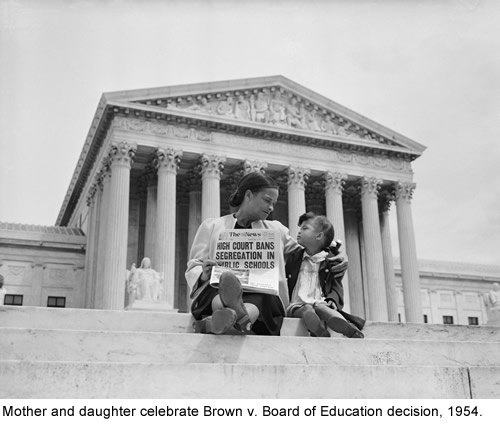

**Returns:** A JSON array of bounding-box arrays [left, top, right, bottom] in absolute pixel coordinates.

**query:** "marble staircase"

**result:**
[[1, 306, 499, 398]]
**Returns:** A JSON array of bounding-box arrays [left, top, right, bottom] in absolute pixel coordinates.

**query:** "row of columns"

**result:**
[[83, 143, 422, 323]]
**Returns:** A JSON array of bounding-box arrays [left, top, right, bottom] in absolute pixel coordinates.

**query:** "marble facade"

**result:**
[[50, 76, 428, 321]]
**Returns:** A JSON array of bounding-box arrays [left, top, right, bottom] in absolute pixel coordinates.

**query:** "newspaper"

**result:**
[[210, 229, 280, 296]]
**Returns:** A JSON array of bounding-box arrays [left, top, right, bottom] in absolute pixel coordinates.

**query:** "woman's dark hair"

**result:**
[[229, 171, 279, 208]]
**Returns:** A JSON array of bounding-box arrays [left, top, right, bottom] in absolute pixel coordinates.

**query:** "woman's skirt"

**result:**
[[191, 285, 284, 336]]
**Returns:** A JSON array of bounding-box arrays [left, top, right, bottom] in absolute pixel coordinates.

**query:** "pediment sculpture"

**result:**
[[164, 89, 384, 144]]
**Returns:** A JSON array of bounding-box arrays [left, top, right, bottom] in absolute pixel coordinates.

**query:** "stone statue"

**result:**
[[269, 92, 286, 125], [484, 282, 500, 325], [305, 109, 321, 132], [187, 97, 213, 114], [234, 95, 251, 120], [216, 96, 235, 117], [250, 93, 269, 123], [0, 274, 6, 306], [285, 97, 304, 129], [127, 258, 162, 305], [320, 115, 338, 135]]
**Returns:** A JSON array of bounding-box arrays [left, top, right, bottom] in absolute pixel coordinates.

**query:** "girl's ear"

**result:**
[[316, 231, 324, 241], [244, 189, 253, 201]]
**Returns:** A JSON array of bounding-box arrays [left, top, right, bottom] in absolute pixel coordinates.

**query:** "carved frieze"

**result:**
[[149, 87, 391, 145], [111, 117, 413, 175]]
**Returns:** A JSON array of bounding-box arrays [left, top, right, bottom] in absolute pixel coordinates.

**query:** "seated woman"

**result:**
[[185, 171, 348, 336]]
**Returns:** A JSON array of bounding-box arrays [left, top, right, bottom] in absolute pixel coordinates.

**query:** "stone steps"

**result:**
[[2, 327, 500, 367], [1, 305, 500, 398], [3, 305, 499, 341], [1, 360, 483, 399]]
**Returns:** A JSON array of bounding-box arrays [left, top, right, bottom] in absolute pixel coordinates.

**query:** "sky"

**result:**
[[1, 0, 499, 266]]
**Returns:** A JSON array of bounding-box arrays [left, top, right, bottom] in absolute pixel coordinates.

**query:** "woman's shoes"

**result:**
[[193, 272, 254, 335], [193, 308, 237, 334], [218, 272, 253, 333]]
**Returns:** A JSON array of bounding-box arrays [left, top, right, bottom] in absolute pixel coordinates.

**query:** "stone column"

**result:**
[[379, 190, 399, 322], [324, 171, 350, 311], [83, 183, 99, 309], [143, 166, 157, 262], [94, 162, 111, 309], [186, 171, 202, 256], [343, 186, 365, 318], [287, 166, 310, 238], [155, 147, 183, 309], [360, 176, 388, 321], [199, 154, 226, 221], [395, 181, 423, 323], [101, 141, 136, 310]]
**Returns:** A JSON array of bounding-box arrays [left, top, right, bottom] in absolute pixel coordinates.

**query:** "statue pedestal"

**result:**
[[126, 300, 177, 313], [486, 309, 500, 326]]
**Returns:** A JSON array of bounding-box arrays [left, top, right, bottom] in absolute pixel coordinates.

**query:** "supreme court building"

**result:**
[[2, 76, 498, 324], [44, 75, 427, 323]]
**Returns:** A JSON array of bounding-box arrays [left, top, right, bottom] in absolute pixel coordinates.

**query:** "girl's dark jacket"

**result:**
[[285, 247, 365, 331]]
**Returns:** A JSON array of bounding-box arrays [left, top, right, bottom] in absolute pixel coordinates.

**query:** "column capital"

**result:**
[[198, 154, 226, 179], [360, 176, 382, 199], [108, 141, 137, 168], [378, 187, 395, 213], [394, 181, 416, 202], [324, 171, 347, 194], [154, 147, 183, 174], [287, 166, 310, 190], [242, 159, 268, 175]]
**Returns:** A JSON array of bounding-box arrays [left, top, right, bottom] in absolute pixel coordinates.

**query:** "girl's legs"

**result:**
[[315, 303, 364, 338], [292, 304, 330, 337]]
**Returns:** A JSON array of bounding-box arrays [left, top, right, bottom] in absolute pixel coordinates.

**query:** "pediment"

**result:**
[[103, 75, 426, 156]]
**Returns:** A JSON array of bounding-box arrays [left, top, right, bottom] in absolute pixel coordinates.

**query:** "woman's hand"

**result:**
[[200, 259, 219, 282], [326, 254, 348, 280]]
